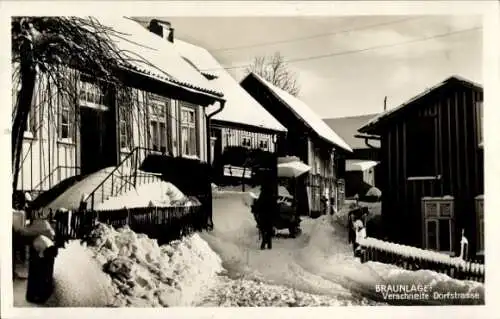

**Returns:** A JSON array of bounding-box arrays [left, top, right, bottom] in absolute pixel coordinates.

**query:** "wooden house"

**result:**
[[241, 72, 353, 216], [171, 39, 286, 183], [324, 114, 381, 197], [358, 76, 484, 258], [13, 17, 225, 209]]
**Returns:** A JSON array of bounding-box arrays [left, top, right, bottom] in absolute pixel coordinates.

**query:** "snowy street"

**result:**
[[197, 191, 384, 305], [197, 190, 484, 306], [13, 189, 483, 307]]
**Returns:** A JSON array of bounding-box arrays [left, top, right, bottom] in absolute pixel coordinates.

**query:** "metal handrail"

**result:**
[[83, 147, 140, 207], [83, 146, 164, 209]]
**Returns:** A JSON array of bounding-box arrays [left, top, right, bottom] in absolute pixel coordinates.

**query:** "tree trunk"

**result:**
[[12, 39, 37, 193]]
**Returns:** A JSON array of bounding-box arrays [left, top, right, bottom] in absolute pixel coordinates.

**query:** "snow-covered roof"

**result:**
[[359, 75, 482, 134], [93, 17, 222, 97], [346, 160, 378, 172], [323, 113, 380, 149], [245, 73, 353, 152], [172, 39, 286, 132]]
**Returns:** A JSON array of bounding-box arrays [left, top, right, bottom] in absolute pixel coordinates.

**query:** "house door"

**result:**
[[80, 107, 117, 175]]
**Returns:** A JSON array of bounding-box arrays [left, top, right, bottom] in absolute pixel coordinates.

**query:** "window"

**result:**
[[241, 135, 253, 148], [79, 80, 108, 109], [258, 138, 269, 151], [407, 115, 437, 177], [119, 106, 132, 150], [181, 105, 197, 156], [422, 198, 454, 253], [58, 90, 74, 141], [149, 95, 169, 154], [476, 101, 483, 147]]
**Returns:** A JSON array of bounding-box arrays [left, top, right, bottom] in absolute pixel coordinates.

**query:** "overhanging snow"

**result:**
[[173, 40, 286, 132], [247, 73, 353, 152]]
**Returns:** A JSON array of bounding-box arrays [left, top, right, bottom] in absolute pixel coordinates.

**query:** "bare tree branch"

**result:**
[[245, 51, 300, 97]]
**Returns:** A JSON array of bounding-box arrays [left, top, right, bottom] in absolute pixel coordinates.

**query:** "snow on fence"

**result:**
[[357, 237, 485, 283], [51, 203, 208, 246]]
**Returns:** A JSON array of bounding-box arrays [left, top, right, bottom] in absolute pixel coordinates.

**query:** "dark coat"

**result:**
[[253, 190, 276, 231]]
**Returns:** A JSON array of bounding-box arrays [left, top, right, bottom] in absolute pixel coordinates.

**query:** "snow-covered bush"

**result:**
[[86, 223, 223, 307]]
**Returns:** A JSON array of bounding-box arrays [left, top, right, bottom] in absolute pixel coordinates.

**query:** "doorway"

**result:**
[[79, 106, 117, 175]]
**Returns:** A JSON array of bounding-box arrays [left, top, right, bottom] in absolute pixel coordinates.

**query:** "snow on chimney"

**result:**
[[148, 19, 174, 43]]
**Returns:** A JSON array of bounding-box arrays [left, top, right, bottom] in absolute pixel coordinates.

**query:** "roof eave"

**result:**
[[121, 64, 224, 101], [247, 73, 352, 153]]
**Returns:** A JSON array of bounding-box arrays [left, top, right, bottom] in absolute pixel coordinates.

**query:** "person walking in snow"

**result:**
[[253, 169, 277, 250]]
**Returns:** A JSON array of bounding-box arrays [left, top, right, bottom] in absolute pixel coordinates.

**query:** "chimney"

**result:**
[[383, 96, 387, 112], [148, 19, 174, 43]]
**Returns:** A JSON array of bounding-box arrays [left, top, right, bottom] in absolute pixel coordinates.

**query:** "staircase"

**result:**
[[44, 147, 162, 212], [83, 147, 162, 210]]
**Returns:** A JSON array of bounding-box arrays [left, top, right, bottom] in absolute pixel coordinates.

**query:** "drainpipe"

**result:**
[[206, 99, 226, 165]]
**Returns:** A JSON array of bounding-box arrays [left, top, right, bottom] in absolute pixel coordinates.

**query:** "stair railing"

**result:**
[[83, 147, 140, 210], [83, 147, 165, 210]]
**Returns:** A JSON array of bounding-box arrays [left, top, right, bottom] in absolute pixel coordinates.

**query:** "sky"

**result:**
[[138, 15, 482, 119]]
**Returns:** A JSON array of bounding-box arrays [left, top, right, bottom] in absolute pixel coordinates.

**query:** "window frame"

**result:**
[[258, 137, 269, 151], [180, 105, 198, 157], [422, 199, 455, 254], [240, 134, 253, 149], [78, 80, 109, 111], [58, 88, 74, 143], [148, 94, 170, 154]]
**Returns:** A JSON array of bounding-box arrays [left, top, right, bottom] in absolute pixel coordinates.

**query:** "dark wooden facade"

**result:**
[[359, 77, 483, 257], [241, 74, 349, 216]]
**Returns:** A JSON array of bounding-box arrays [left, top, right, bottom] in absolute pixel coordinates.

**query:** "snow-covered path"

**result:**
[[198, 191, 382, 305]]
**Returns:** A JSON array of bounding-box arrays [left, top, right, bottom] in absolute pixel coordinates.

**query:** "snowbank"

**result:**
[[45, 241, 119, 307], [297, 215, 484, 304], [86, 223, 224, 307], [198, 276, 377, 307], [95, 181, 191, 211]]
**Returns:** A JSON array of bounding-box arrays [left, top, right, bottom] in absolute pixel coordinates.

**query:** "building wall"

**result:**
[[378, 83, 483, 256], [15, 68, 80, 193], [212, 125, 276, 154], [15, 66, 209, 194]]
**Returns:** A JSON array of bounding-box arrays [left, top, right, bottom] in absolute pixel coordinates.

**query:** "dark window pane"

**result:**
[[440, 203, 452, 217], [61, 125, 69, 139], [438, 219, 451, 252], [160, 122, 166, 147], [426, 220, 437, 250]]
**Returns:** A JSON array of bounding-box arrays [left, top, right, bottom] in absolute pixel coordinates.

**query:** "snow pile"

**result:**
[[198, 277, 379, 307], [359, 237, 484, 270], [86, 223, 224, 307], [45, 241, 119, 307], [297, 215, 484, 304], [95, 181, 192, 211]]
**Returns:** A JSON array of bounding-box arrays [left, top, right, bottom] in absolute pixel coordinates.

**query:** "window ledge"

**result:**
[[408, 175, 441, 181], [182, 154, 200, 160], [57, 138, 75, 145], [23, 132, 35, 140]]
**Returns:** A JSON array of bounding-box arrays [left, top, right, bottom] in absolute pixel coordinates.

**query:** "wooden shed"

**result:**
[[358, 76, 484, 258]]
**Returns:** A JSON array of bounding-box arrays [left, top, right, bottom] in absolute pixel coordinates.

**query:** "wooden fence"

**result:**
[[51, 203, 208, 246], [357, 237, 485, 283]]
